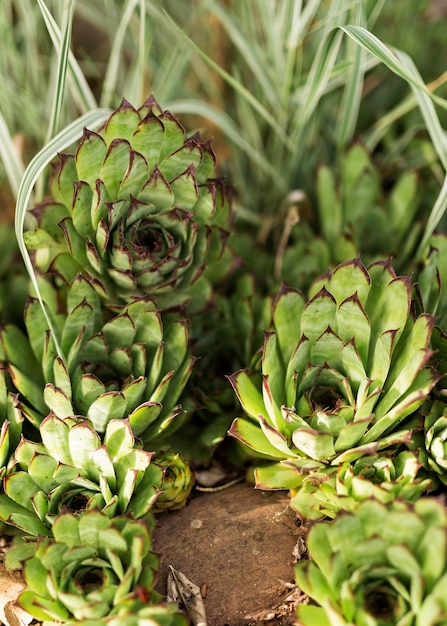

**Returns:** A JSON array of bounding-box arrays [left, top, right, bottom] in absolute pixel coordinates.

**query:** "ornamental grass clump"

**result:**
[[228, 257, 439, 517], [25, 96, 232, 312], [295, 498, 447, 626]]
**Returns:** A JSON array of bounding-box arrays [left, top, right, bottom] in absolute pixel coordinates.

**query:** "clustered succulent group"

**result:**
[[3, 94, 447, 626]]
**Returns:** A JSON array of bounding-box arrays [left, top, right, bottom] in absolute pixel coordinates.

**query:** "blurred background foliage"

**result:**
[[1, 0, 447, 295]]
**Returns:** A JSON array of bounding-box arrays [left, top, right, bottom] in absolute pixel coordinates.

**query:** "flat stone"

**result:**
[[152, 482, 303, 626]]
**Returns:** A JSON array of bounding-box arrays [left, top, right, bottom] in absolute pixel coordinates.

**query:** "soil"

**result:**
[[152, 482, 309, 626]]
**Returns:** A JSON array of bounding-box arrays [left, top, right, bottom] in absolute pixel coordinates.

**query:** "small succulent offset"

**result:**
[[6, 510, 162, 623], [229, 258, 438, 514], [288, 450, 432, 520], [151, 450, 194, 512], [419, 400, 447, 486], [0, 416, 162, 535], [1, 273, 195, 441], [295, 498, 447, 626], [25, 96, 232, 311]]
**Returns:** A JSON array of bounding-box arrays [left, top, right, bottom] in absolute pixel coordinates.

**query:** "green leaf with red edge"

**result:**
[[300, 287, 336, 342], [75, 129, 107, 189], [86, 391, 128, 433], [272, 285, 306, 365], [104, 98, 141, 144], [228, 417, 291, 459], [228, 370, 267, 422]]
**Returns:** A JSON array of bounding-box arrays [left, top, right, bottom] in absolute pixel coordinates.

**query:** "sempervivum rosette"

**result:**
[[288, 450, 431, 520], [419, 400, 447, 486], [25, 96, 232, 311], [228, 258, 439, 516], [0, 417, 162, 536], [0, 273, 194, 441], [295, 498, 447, 626], [6, 511, 162, 623], [151, 450, 194, 512]]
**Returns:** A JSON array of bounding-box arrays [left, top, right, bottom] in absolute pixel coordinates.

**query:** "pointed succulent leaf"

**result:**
[[128, 401, 162, 436], [86, 391, 128, 432], [300, 287, 336, 342], [254, 462, 303, 490], [228, 371, 268, 422], [76, 129, 108, 188], [44, 384, 74, 418], [228, 417, 291, 459]]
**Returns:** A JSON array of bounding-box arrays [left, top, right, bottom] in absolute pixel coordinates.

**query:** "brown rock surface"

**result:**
[[152, 482, 304, 626]]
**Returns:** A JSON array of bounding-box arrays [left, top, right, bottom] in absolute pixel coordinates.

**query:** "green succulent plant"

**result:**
[[79, 605, 188, 626], [0, 366, 23, 479], [295, 497, 447, 626], [228, 258, 438, 509], [6, 510, 161, 624], [288, 450, 431, 520], [25, 96, 232, 312], [0, 416, 162, 535], [0, 273, 195, 440], [315, 142, 421, 266], [151, 450, 194, 512], [419, 400, 447, 487], [246, 143, 423, 295], [171, 272, 273, 464]]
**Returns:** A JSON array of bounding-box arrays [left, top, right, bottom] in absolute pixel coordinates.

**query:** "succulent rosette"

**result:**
[[419, 400, 447, 486], [25, 96, 232, 311], [228, 258, 439, 503], [295, 498, 447, 626], [151, 450, 194, 512], [288, 450, 432, 520], [6, 510, 161, 623], [0, 273, 195, 440], [0, 416, 162, 535]]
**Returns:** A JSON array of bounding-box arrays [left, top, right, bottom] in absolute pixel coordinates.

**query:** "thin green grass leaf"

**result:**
[[36, 0, 97, 112], [294, 28, 344, 132], [0, 112, 25, 199], [168, 99, 280, 181], [394, 49, 447, 170], [207, 1, 277, 108], [15, 108, 112, 362], [44, 0, 74, 143], [100, 0, 140, 107], [416, 173, 447, 261], [162, 9, 294, 151], [336, 4, 366, 150], [340, 25, 447, 112], [135, 0, 147, 104]]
